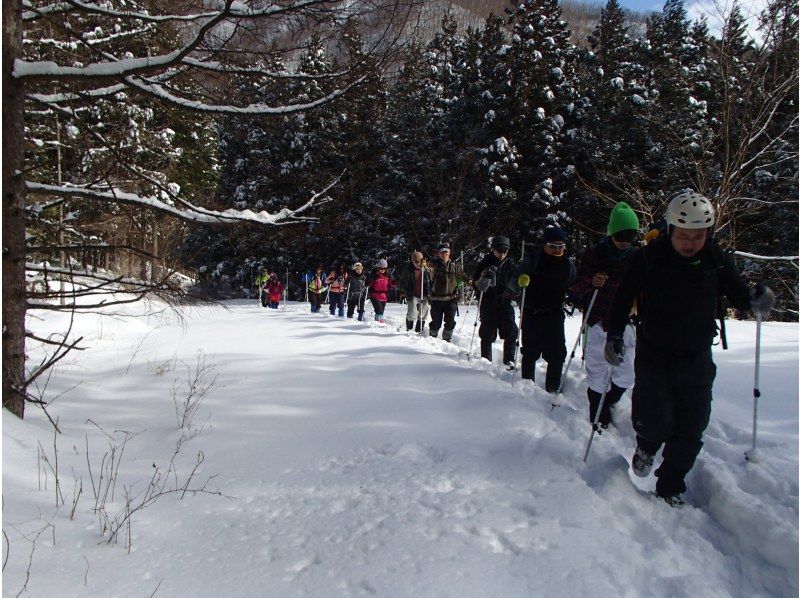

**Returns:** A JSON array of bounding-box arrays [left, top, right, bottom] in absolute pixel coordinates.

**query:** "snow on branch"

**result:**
[[733, 251, 800, 262], [25, 174, 342, 225], [123, 73, 367, 115], [23, 0, 331, 23]]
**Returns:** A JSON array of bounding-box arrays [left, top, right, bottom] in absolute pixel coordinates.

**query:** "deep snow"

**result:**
[[3, 298, 798, 597]]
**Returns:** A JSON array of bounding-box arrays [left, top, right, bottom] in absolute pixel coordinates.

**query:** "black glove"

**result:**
[[750, 283, 775, 316], [604, 337, 625, 366]]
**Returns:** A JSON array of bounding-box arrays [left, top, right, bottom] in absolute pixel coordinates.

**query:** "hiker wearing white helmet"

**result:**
[[606, 190, 776, 507]]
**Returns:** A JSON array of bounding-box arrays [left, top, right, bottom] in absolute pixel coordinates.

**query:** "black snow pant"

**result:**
[[479, 302, 518, 364], [429, 298, 458, 341], [260, 289, 269, 307], [347, 294, 366, 320], [519, 310, 566, 392], [631, 341, 716, 498], [308, 292, 323, 313]]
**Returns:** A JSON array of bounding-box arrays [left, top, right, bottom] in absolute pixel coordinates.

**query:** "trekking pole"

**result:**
[[417, 272, 426, 335], [745, 312, 763, 463], [557, 288, 599, 395], [583, 365, 615, 463], [510, 240, 528, 388], [466, 292, 484, 360]]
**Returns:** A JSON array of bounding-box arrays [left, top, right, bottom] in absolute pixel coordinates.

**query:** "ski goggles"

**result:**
[[545, 242, 566, 250]]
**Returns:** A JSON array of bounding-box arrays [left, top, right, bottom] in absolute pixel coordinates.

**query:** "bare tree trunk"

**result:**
[[151, 213, 159, 282], [3, 0, 27, 418]]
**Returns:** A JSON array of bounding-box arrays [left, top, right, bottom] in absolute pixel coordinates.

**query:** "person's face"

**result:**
[[439, 250, 451, 262], [354, 266, 363, 274], [492, 247, 509, 259], [611, 229, 637, 251], [544, 241, 566, 257], [671, 227, 708, 258], [378, 267, 387, 274]]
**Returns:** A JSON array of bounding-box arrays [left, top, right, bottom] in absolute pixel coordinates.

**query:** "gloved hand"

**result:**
[[475, 276, 491, 293], [604, 337, 625, 366], [592, 272, 608, 288], [518, 274, 530, 288], [750, 283, 775, 315]]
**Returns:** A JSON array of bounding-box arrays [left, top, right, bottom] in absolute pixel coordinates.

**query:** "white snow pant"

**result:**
[[584, 322, 636, 393], [406, 297, 430, 323]]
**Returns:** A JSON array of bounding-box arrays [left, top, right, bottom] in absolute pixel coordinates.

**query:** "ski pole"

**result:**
[[417, 271, 427, 335], [510, 286, 527, 387], [510, 240, 528, 388], [557, 288, 599, 395], [745, 311, 763, 463], [583, 365, 615, 463], [466, 292, 484, 360]]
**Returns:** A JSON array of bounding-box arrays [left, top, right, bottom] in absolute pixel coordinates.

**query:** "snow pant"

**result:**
[[479, 302, 518, 364], [260, 290, 269, 308], [328, 291, 345, 317], [429, 298, 457, 341], [370, 297, 387, 321], [308, 292, 323, 313], [405, 297, 429, 332], [269, 301, 279, 309], [347, 295, 366, 320], [519, 309, 566, 392], [631, 341, 716, 498], [584, 322, 636, 424]]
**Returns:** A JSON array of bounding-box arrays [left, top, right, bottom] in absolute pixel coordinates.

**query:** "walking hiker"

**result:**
[[266, 272, 285, 309], [401, 251, 432, 332], [509, 226, 575, 392], [308, 265, 326, 313], [326, 264, 348, 317], [427, 242, 467, 342], [368, 259, 396, 323], [255, 267, 270, 307], [570, 202, 640, 428], [472, 235, 518, 367], [605, 190, 775, 506], [347, 262, 368, 320]]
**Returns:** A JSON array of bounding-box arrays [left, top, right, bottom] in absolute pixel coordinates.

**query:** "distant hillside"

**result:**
[[412, 0, 651, 45]]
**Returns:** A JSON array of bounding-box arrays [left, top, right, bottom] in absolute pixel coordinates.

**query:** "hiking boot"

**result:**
[[658, 493, 685, 508], [429, 329, 438, 338], [631, 447, 654, 478]]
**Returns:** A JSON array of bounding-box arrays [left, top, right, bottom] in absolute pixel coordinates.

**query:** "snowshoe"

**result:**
[[631, 448, 654, 478], [658, 494, 685, 508]]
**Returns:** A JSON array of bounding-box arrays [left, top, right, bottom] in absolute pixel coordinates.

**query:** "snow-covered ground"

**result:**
[[4, 298, 798, 597]]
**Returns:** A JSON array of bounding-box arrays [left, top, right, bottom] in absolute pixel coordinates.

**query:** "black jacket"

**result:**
[[399, 261, 432, 299], [510, 250, 575, 313], [472, 254, 517, 309], [607, 237, 751, 354]]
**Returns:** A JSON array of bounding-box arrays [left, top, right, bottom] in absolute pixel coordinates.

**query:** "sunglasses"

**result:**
[[612, 230, 638, 243], [546, 242, 566, 250]]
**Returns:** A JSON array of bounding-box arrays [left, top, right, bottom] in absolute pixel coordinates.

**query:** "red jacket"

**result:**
[[369, 272, 396, 302], [267, 280, 284, 302]]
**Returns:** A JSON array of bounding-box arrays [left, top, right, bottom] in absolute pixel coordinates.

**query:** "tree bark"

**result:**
[[3, 0, 27, 418]]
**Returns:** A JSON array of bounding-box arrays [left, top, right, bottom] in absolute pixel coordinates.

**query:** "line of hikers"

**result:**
[[263, 191, 776, 507]]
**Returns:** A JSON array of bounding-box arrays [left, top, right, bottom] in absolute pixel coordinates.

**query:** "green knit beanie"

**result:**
[[607, 202, 640, 236]]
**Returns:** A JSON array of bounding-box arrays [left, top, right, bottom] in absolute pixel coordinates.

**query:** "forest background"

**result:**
[[5, 0, 798, 417]]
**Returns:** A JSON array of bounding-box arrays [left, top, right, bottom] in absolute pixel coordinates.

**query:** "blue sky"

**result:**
[[617, 0, 664, 13]]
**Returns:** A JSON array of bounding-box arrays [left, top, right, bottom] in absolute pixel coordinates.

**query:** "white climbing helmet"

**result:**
[[666, 190, 715, 229]]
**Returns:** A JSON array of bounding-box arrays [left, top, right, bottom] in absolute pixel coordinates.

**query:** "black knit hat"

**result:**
[[491, 235, 511, 250], [437, 242, 451, 252], [543, 226, 566, 243]]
